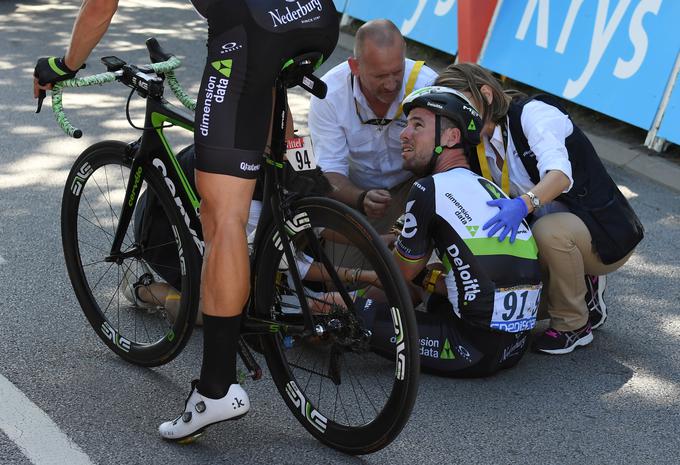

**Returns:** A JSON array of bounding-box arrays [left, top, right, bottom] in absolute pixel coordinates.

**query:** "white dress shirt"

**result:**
[[482, 100, 575, 197], [308, 59, 437, 190]]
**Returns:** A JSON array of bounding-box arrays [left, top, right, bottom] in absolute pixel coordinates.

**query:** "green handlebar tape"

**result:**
[[49, 56, 191, 138]]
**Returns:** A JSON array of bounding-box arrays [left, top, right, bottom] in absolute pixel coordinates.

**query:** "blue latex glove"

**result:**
[[483, 197, 529, 243]]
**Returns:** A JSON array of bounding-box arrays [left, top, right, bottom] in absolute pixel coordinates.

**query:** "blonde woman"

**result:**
[[435, 63, 643, 355]]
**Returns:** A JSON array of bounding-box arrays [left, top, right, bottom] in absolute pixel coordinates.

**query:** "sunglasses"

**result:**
[[350, 75, 395, 127], [353, 98, 393, 126]]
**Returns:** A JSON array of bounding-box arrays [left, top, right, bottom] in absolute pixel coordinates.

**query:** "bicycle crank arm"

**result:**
[[237, 339, 262, 381], [240, 316, 306, 336]]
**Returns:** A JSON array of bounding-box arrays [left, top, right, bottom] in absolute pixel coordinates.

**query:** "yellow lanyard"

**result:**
[[476, 126, 510, 195], [394, 60, 424, 120]]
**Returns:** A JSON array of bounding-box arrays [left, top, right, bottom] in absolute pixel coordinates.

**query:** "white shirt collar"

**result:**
[[351, 73, 404, 120]]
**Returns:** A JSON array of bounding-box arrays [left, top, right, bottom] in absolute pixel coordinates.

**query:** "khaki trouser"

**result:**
[[532, 212, 633, 331], [325, 177, 415, 269]]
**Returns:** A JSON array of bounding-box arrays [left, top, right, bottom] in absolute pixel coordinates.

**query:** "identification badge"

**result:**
[[490, 285, 541, 333], [285, 136, 317, 172]]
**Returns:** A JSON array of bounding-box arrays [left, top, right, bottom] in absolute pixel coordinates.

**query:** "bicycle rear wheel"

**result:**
[[61, 141, 201, 366], [251, 196, 419, 454]]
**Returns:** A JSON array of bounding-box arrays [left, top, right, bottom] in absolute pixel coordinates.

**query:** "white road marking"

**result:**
[[0, 255, 6, 265], [0, 375, 95, 465]]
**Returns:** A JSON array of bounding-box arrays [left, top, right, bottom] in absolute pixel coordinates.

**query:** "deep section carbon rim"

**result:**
[[253, 197, 419, 454], [61, 141, 200, 366]]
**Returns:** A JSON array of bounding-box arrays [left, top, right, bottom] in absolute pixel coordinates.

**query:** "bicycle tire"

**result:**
[[61, 141, 201, 366], [251, 196, 419, 454]]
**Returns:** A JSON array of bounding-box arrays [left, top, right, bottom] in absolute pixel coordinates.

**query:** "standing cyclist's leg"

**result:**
[[159, 0, 339, 442], [158, 1, 267, 442]]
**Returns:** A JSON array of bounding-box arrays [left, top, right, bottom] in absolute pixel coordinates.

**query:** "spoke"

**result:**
[[347, 359, 380, 417], [101, 165, 121, 228], [80, 195, 115, 242], [317, 357, 324, 413], [81, 257, 115, 268], [143, 239, 179, 253], [100, 271, 123, 319], [288, 360, 333, 381], [333, 383, 339, 423], [345, 357, 367, 425], [303, 355, 317, 393], [88, 260, 117, 294], [336, 382, 351, 425], [370, 359, 391, 399], [123, 260, 169, 344], [76, 236, 115, 256]]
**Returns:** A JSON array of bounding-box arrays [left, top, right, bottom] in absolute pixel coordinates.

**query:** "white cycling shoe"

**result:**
[[159, 381, 250, 443]]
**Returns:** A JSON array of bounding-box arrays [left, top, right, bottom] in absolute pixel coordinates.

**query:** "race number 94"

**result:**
[[285, 136, 317, 172]]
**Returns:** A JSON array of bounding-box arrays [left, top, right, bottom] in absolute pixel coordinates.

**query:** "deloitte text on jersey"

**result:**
[[446, 243, 480, 302]]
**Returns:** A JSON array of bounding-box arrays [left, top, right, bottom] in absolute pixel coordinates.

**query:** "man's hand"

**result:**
[[362, 189, 391, 218], [33, 56, 83, 112], [483, 197, 529, 243], [34, 56, 81, 93]]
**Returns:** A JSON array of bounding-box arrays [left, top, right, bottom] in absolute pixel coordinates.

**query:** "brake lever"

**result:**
[[35, 89, 46, 113]]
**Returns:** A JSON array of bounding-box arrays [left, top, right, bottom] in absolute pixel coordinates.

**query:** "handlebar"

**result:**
[[50, 41, 196, 138]]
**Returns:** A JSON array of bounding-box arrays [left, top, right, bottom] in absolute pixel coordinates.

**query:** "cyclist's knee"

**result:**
[[201, 204, 249, 242], [196, 170, 254, 236]]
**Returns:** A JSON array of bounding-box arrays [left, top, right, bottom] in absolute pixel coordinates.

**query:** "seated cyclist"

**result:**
[[361, 87, 543, 377]]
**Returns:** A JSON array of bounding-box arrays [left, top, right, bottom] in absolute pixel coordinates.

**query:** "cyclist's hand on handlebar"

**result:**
[[33, 56, 85, 112]]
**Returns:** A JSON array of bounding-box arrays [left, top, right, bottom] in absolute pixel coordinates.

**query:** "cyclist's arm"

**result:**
[[66, 0, 119, 70], [33, 0, 118, 97], [324, 172, 365, 207], [393, 179, 438, 285]]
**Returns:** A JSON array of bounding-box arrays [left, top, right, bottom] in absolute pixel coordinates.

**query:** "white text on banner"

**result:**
[[345, 0, 458, 55], [480, 0, 680, 131]]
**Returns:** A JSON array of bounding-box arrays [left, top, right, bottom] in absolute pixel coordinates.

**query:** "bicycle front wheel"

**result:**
[[252, 197, 419, 455], [61, 141, 202, 366]]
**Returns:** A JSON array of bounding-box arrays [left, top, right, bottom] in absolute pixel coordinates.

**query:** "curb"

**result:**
[[335, 31, 680, 193], [585, 131, 680, 193]]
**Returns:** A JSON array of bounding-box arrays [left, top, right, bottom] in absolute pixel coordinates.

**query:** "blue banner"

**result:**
[[480, 0, 680, 131], [345, 0, 457, 55], [333, 0, 347, 12]]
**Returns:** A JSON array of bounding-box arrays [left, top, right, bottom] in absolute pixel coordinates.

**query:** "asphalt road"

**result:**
[[1, 1, 679, 464]]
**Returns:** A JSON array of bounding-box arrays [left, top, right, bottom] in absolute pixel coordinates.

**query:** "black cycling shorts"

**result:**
[[191, 0, 339, 178], [362, 295, 531, 378]]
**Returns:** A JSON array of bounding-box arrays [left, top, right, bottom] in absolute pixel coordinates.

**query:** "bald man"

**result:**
[[309, 20, 436, 249]]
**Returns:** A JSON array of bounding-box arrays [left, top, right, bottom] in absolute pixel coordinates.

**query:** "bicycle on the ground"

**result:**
[[48, 38, 419, 454]]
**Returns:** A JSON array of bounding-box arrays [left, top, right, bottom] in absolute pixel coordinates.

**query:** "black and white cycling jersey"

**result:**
[[395, 167, 542, 333]]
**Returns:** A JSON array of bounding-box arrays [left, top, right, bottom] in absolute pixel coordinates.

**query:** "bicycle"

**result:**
[[49, 38, 419, 454]]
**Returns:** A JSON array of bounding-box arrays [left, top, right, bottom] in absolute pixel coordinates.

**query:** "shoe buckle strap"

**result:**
[[195, 401, 206, 413]]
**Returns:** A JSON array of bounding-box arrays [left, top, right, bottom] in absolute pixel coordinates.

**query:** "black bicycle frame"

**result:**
[[103, 82, 314, 337], [106, 96, 204, 265], [246, 77, 317, 335]]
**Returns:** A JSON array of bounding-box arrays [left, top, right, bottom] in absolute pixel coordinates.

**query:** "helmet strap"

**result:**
[[427, 115, 443, 174], [428, 116, 468, 174], [427, 115, 468, 173]]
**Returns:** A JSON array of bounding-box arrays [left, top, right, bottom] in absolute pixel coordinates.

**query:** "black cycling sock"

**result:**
[[197, 313, 241, 399]]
